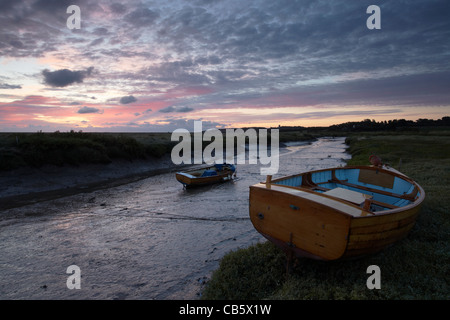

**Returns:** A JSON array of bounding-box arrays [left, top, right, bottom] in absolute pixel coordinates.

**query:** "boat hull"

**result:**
[[250, 185, 352, 260], [249, 165, 425, 261], [176, 164, 236, 187], [176, 172, 233, 186], [345, 205, 421, 259]]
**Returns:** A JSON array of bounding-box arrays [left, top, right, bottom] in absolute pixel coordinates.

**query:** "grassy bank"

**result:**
[[0, 131, 174, 171], [0, 130, 320, 171], [202, 132, 449, 299]]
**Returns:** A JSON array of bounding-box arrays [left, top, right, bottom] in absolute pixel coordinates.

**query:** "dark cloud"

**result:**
[[77, 106, 101, 114], [0, 0, 97, 58], [125, 7, 159, 27], [145, 60, 211, 85], [230, 71, 450, 110], [119, 95, 137, 104], [32, 0, 82, 11], [3, 0, 449, 79], [159, 105, 194, 113], [150, 0, 450, 85], [0, 0, 17, 12], [158, 106, 176, 113], [109, 3, 127, 15], [42, 67, 94, 87], [92, 27, 109, 36], [90, 38, 104, 46], [0, 83, 22, 89], [177, 106, 195, 113]]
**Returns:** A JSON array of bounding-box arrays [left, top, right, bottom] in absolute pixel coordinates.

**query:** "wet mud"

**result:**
[[0, 137, 350, 299]]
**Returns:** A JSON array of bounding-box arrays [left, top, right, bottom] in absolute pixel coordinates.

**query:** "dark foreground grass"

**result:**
[[0, 131, 174, 171], [202, 132, 450, 300]]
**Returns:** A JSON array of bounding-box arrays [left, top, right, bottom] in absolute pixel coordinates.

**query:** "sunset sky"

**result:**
[[0, 0, 449, 132]]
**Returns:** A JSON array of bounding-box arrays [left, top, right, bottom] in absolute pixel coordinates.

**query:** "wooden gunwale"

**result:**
[[275, 165, 420, 200], [268, 165, 425, 216], [344, 219, 417, 257], [349, 211, 418, 234], [270, 165, 413, 186]]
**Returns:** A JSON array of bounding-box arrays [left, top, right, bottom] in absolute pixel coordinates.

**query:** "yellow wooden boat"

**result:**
[[176, 163, 236, 188], [249, 165, 425, 260]]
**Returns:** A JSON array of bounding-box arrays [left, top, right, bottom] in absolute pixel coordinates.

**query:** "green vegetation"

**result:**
[[279, 131, 317, 143], [202, 130, 450, 300], [2, 117, 448, 171], [0, 131, 174, 171]]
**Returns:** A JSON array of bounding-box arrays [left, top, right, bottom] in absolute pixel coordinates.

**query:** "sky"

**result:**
[[0, 0, 449, 132]]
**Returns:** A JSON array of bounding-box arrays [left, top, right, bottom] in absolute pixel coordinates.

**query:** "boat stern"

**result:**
[[249, 183, 352, 261]]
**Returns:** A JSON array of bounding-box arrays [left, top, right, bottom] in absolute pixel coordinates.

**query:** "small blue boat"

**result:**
[[176, 163, 236, 187]]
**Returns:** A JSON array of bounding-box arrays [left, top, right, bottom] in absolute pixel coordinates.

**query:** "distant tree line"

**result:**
[[324, 117, 450, 132]]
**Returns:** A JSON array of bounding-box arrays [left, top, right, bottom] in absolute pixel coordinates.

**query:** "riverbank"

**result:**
[[0, 154, 188, 210], [0, 131, 174, 170], [0, 131, 179, 208], [0, 129, 315, 209], [201, 132, 450, 300]]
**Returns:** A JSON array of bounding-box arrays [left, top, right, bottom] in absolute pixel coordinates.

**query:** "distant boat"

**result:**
[[176, 163, 236, 187], [249, 164, 425, 261]]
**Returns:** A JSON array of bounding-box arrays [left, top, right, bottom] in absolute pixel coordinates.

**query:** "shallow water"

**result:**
[[0, 137, 350, 299]]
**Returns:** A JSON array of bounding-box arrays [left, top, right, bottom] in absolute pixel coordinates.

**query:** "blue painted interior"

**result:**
[[273, 168, 418, 210]]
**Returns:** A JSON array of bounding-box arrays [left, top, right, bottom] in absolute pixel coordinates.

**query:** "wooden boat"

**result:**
[[249, 164, 425, 261], [176, 163, 236, 187]]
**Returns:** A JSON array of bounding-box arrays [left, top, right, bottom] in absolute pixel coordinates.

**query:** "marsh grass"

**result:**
[[0, 132, 174, 170], [202, 132, 449, 300], [0, 130, 313, 171]]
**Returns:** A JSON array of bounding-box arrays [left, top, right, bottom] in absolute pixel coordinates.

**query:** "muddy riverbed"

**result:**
[[0, 137, 350, 299]]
